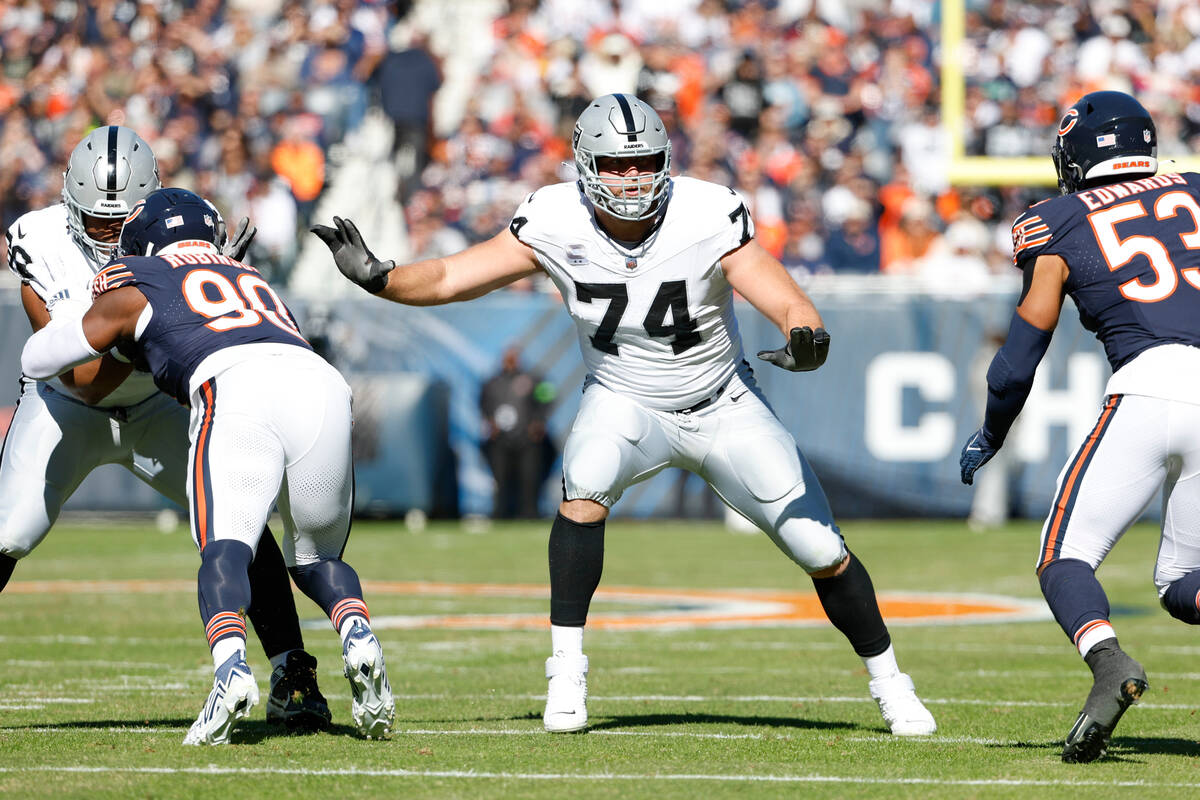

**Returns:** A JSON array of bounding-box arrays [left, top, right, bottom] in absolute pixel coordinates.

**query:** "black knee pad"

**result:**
[[0, 554, 15, 592]]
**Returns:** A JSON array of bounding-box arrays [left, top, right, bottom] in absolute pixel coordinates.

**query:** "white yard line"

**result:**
[[0, 765, 1196, 788]]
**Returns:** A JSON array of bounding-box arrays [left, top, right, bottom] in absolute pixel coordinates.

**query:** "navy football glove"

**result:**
[[757, 326, 830, 372], [310, 216, 394, 294], [959, 428, 1000, 485]]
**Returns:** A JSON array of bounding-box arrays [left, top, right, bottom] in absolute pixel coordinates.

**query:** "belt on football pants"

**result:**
[[673, 384, 726, 414]]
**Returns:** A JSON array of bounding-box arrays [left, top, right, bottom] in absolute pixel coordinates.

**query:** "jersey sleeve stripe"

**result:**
[[1011, 213, 1052, 264], [1014, 234, 1052, 253], [90, 265, 136, 297]]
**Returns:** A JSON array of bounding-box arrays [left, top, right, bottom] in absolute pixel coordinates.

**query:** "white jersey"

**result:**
[[6, 204, 158, 407], [511, 176, 754, 411]]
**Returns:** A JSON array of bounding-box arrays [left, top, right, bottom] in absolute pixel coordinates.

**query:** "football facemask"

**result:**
[[573, 94, 672, 221], [63, 126, 161, 266]]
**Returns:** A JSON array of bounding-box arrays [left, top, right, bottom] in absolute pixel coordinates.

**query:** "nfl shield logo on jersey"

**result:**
[[625, 256, 637, 270]]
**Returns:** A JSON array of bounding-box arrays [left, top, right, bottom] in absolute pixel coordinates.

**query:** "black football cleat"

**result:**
[[1061, 646, 1147, 763], [266, 650, 333, 731]]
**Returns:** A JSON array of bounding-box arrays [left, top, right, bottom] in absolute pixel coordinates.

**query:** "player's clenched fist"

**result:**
[[757, 326, 830, 372]]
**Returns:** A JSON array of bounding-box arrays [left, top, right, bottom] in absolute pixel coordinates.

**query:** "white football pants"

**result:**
[[187, 349, 354, 567], [562, 371, 846, 572], [1037, 393, 1200, 594], [0, 379, 187, 559]]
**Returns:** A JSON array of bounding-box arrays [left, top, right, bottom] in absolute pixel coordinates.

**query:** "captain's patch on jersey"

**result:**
[[566, 243, 588, 265]]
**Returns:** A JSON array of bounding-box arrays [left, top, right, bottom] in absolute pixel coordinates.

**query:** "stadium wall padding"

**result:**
[[0, 290, 1116, 520]]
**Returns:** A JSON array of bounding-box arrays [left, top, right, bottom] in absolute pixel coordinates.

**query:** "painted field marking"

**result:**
[[0, 765, 1197, 788], [5, 579, 1051, 631]]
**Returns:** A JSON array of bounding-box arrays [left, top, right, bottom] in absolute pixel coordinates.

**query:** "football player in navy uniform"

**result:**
[[959, 91, 1200, 762], [312, 93, 935, 737], [2, 127, 329, 730], [20, 189, 394, 745]]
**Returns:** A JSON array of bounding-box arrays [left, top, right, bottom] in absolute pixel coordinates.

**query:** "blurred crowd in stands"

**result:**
[[5, 0, 1200, 289]]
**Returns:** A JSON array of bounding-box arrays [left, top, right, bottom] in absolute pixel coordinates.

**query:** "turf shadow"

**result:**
[[2, 718, 359, 744], [1101, 736, 1200, 759], [984, 736, 1200, 761], [587, 711, 862, 733], [2, 718, 196, 731]]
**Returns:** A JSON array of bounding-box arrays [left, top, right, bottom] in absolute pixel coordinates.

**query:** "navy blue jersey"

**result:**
[[1011, 172, 1200, 371], [90, 248, 312, 403]]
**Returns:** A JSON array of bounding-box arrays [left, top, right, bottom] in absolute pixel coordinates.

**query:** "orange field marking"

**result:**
[[7, 579, 1050, 631]]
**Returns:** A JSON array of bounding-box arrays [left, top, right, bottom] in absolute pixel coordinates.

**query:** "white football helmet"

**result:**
[[62, 126, 161, 266], [572, 94, 672, 221]]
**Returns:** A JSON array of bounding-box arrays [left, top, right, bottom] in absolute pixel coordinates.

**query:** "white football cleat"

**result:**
[[869, 672, 936, 736], [342, 620, 394, 739], [183, 652, 259, 746], [544, 652, 589, 733]]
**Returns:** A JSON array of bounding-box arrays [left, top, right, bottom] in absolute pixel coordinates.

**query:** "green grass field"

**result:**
[[0, 517, 1196, 799]]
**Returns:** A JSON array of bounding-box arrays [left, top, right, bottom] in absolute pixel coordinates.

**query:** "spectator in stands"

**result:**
[[270, 116, 325, 229], [376, 23, 442, 202]]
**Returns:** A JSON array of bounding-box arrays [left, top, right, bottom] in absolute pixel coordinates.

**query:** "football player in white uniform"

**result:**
[[1, 126, 330, 730], [313, 94, 936, 736]]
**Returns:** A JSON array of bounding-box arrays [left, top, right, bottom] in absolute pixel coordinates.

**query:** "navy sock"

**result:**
[[548, 512, 605, 627], [197, 540, 254, 649], [1162, 570, 1200, 624], [810, 551, 891, 658], [289, 559, 367, 629], [1038, 558, 1111, 641], [246, 528, 305, 659]]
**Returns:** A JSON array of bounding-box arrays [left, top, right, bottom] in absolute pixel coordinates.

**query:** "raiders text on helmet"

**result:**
[[118, 188, 224, 258], [1051, 91, 1157, 195], [572, 94, 672, 221], [63, 126, 161, 265]]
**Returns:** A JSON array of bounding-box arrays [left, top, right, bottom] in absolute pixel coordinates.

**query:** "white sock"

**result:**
[[211, 637, 246, 670], [339, 615, 369, 643], [1078, 626, 1117, 659], [551, 624, 584, 657], [863, 644, 900, 681], [269, 648, 296, 672]]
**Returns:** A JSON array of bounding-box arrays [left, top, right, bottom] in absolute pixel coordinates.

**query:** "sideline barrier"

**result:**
[[0, 285, 1110, 520]]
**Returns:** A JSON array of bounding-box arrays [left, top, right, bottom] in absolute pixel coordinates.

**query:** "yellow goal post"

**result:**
[[940, 0, 1200, 186]]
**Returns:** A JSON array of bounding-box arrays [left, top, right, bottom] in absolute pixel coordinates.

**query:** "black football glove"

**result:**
[[309, 216, 394, 294], [221, 216, 257, 261], [959, 427, 1000, 485], [756, 326, 830, 372]]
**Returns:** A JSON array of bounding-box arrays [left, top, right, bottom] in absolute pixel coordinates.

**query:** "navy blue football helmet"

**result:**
[[117, 188, 224, 257], [1051, 91, 1157, 195]]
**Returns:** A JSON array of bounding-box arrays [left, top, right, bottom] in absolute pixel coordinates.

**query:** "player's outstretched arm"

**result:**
[[311, 217, 541, 305], [20, 283, 134, 403], [959, 254, 1067, 484], [21, 287, 146, 385], [722, 239, 830, 371]]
